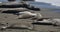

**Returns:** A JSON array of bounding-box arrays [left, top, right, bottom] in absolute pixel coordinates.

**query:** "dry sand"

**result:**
[[0, 8, 60, 32]]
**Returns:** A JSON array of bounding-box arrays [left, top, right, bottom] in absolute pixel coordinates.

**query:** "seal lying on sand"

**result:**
[[0, 23, 33, 30], [33, 18, 60, 26], [17, 11, 42, 19]]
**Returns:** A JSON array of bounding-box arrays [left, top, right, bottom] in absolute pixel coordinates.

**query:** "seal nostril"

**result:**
[[6, 23, 8, 24]]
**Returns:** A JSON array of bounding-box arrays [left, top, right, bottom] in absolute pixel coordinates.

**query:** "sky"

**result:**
[[35, 0, 60, 6]]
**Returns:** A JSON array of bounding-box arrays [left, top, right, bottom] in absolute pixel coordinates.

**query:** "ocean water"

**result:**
[[28, 1, 60, 12], [36, 0, 60, 6], [0, 0, 60, 12]]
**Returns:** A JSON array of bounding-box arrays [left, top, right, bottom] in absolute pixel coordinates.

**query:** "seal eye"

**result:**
[[32, 16, 35, 17]]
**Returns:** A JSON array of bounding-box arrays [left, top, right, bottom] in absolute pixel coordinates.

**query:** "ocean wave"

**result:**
[[35, 0, 60, 6]]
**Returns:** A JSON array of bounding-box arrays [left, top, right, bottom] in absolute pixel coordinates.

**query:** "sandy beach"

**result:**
[[0, 8, 60, 32]]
